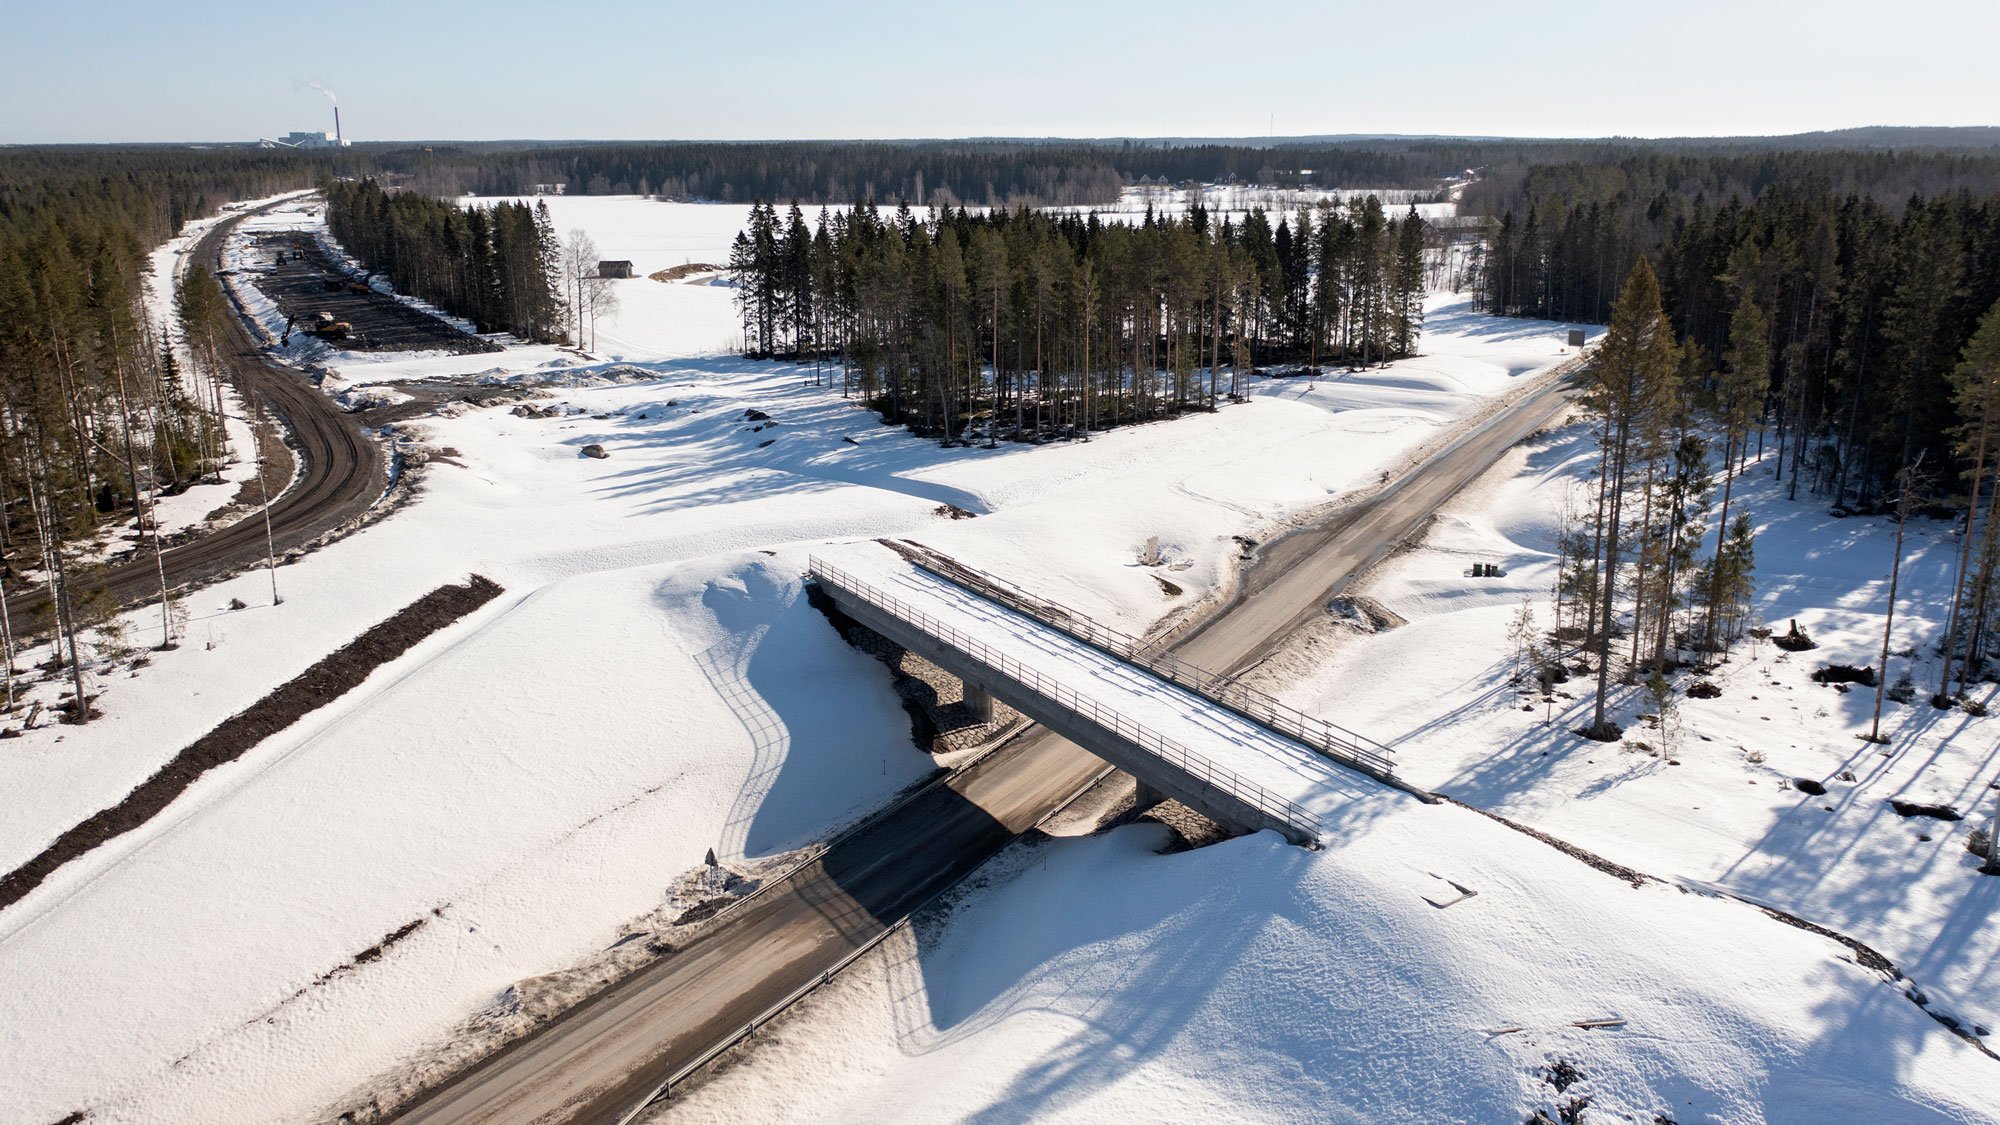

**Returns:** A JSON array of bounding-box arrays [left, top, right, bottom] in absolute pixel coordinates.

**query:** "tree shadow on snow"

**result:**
[[1785, 955, 1996, 1122], [1710, 699, 2000, 947], [543, 355, 1001, 517]]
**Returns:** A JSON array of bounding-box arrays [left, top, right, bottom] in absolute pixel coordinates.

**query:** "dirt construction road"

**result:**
[[389, 354, 1589, 1125], [4, 196, 385, 625]]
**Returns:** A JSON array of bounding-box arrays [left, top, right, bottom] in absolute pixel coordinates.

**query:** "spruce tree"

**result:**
[[1940, 298, 2000, 699]]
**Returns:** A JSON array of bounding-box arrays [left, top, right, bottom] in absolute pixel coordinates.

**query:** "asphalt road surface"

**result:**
[[4, 196, 385, 625], [389, 355, 1589, 1125], [1177, 357, 1587, 675]]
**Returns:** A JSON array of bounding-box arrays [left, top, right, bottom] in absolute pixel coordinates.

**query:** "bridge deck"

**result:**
[[815, 555, 1392, 839]]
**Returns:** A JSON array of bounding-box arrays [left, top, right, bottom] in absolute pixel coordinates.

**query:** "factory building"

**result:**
[[261, 105, 350, 149], [267, 131, 346, 150]]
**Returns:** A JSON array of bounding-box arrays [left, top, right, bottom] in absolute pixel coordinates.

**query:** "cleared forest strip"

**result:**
[[649, 262, 725, 282], [0, 575, 505, 913]]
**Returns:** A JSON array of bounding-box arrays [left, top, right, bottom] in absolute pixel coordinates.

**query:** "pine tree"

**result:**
[[1868, 459, 1925, 743], [1702, 292, 1769, 654], [1583, 258, 1681, 741]]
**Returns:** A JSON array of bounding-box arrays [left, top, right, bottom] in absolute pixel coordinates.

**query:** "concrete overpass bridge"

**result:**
[[809, 555, 1407, 847]]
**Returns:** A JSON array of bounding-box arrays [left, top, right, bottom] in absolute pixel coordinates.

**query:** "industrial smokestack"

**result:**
[[303, 82, 342, 146]]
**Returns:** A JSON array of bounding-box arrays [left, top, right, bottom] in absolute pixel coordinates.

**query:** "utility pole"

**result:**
[[237, 403, 282, 606], [256, 416, 280, 606]]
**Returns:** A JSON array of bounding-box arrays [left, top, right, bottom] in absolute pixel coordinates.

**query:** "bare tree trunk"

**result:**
[[1704, 434, 1741, 655], [1938, 415, 1989, 703], [1628, 456, 1659, 672], [1583, 410, 1615, 648], [1868, 462, 1919, 743], [1962, 512, 2000, 694], [45, 494, 89, 725], [1590, 416, 1633, 737]]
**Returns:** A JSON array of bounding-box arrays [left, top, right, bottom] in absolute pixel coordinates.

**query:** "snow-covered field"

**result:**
[[1269, 418, 2000, 1050], [10, 187, 1991, 1125], [648, 428, 2000, 1125], [660, 802, 1994, 1125], [1054, 182, 1457, 221], [476, 195, 752, 360], [0, 193, 1599, 1123]]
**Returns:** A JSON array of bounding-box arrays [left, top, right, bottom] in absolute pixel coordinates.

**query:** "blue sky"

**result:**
[[4, 0, 1996, 143]]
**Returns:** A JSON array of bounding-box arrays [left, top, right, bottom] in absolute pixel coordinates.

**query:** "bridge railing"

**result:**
[[890, 544, 1396, 779], [809, 559, 1324, 847]]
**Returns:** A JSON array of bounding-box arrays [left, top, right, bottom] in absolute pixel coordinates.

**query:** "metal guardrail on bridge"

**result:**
[[890, 544, 1398, 780], [808, 559, 1324, 847]]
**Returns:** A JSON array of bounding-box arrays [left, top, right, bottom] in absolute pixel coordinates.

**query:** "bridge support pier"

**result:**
[[962, 680, 993, 724], [1133, 780, 1167, 811]]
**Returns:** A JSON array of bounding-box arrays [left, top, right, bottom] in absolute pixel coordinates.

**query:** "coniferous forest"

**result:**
[[1471, 148, 2000, 513], [323, 179, 565, 343], [1468, 147, 2000, 721], [0, 147, 323, 692], [724, 198, 1427, 440]]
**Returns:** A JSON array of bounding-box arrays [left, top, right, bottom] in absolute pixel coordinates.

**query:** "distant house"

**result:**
[[597, 260, 635, 279]]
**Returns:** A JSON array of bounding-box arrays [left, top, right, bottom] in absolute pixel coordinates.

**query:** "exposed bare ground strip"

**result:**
[[0, 575, 504, 912]]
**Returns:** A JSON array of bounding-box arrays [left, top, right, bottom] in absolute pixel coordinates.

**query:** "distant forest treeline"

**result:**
[[366, 138, 1860, 206], [369, 140, 1481, 206], [0, 147, 325, 249], [365, 131, 2000, 208]]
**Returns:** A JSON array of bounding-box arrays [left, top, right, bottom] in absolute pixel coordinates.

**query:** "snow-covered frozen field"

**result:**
[[658, 793, 1995, 1125], [12, 188, 1990, 1124], [1271, 418, 2000, 1052], [1053, 182, 1458, 221], [0, 195, 1601, 1123]]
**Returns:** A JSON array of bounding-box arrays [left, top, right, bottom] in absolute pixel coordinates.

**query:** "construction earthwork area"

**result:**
[[247, 232, 503, 355]]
